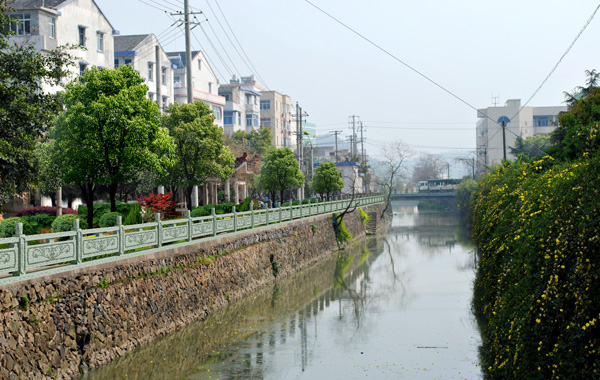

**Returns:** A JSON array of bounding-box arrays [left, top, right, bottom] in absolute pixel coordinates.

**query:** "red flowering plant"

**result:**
[[138, 193, 179, 220]]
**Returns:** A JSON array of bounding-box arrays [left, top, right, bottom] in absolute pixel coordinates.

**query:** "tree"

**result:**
[[313, 162, 344, 199], [52, 65, 174, 226], [258, 148, 304, 203], [550, 70, 600, 161], [412, 153, 446, 184], [0, 2, 74, 206], [374, 140, 414, 218], [161, 101, 235, 210], [248, 126, 273, 156], [509, 135, 551, 160], [563, 69, 599, 109]]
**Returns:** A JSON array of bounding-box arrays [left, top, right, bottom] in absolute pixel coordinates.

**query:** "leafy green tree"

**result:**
[[313, 162, 343, 199], [563, 69, 599, 109], [52, 65, 174, 226], [258, 148, 304, 203], [161, 101, 235, 210], [509, 135, 552, 160], [248, 126, 273, 155], [0, 2, 74, 206]]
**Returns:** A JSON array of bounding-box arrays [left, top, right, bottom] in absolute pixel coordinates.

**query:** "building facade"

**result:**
[[476, 99, 566, 175], [259, 91, 294, 148], [114, 34, 173, 112], [218, 75, 264, 136], [7, 0, 117, 85], [167, 51, 225, 128]]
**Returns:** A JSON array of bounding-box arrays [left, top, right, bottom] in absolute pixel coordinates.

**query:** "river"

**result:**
[[83, 201, 482, 380]]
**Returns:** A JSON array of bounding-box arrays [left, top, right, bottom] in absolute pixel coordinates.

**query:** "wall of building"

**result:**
[[0, 204, 384, 379]]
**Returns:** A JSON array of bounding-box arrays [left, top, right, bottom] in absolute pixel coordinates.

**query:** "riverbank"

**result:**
[[0, 204, 385, 379]]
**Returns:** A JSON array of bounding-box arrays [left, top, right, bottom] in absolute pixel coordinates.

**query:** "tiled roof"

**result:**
[[114, 34, 150, 52], [9, 0, 67, 8]]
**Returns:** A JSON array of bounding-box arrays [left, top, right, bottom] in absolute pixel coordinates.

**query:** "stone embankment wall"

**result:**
[[0, 204, 384, 379]]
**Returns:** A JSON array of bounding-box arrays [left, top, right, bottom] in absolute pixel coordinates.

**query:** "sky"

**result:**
[[99, 0, 600, 162]]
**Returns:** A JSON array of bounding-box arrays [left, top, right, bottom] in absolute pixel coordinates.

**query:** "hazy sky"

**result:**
[[99, 1, 600, 159]]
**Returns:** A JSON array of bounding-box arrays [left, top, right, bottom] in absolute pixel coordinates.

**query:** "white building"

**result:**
[[476, 99, 566, 174], [114, 34, 173, 112], [218, 75, 264, 135], [258, 91, 294, 149], [7, 0, 117, 83], [167, 51, 225, 128]]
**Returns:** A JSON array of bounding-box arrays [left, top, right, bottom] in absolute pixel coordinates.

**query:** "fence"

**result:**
[[0, 194, 384, 285]]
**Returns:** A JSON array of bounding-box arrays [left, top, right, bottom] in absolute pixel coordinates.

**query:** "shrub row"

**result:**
[[471, 156, 600, 379]]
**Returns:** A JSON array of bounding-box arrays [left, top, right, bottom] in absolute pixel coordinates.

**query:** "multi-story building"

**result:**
[[7, 0, 117, 85], [476, 99, 566, 175], [259, 91, 294, 148], [114, 34, 173, 112], [218, 74, 264, 136], [167, 51, 225, 128]]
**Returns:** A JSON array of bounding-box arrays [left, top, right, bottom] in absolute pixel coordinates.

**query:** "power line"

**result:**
[[213, 0, 270, 90]]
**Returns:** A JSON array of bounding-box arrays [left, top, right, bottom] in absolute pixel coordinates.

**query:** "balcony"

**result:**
[[245, 103, 259, 114]]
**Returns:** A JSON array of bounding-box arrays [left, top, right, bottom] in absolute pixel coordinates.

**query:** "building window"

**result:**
[[246, 94, 251, 104], [224, 111, 234, 125], [246, 114, 259, 128], [161, 67, 166, 85], [114, 59, 119, 68], [162, 96, 168, 111], [260, 118, 271, 127], [96, 32, 104, 51], [124, 59, 132, 66], [79, 63, 87, 76], [238, 113, 241, 125], [212, 106, 222, 120], [198, 60, 201, 70], [9, 13, 31, 35], [48, 17, 55, 39], [222, 94, 230, 102], [78, 26, 86, 46], [148, 62, 153, 81], [208, 82, 212, 93], [260, 100, 270, 110]]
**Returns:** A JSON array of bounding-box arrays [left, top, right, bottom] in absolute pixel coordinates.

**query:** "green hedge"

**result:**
[[77, 202, 134, 227], [471, 156, 600, 379], [190, 202, 235, 218], [0, 217, 35, 237], [51, 214, 88, 232], [98, 212, 124, 227]]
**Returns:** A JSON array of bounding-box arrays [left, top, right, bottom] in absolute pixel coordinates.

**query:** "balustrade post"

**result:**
[[117, 215, 125, 255], [211, 208, 217, 236], [156, 213, 163, 247], [233, 206, 237, 232], [186, 210, 193, 242], [73, 218, 84, 263], [250, 203, 255, 228], [278, 204, 282, 224], [14, 223, 25, 277]]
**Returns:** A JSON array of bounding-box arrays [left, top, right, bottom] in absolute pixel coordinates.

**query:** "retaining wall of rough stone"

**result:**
[[0, 204, 383, 379]]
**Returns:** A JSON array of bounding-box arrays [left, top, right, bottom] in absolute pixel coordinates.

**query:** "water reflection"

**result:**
[[84, 205, 481, 380]]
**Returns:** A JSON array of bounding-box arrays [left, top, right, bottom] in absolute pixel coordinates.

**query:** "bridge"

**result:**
[[391, 192, 456, 200]]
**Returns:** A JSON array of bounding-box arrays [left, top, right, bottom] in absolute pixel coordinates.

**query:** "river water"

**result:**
[[83, 201, 481, 380]]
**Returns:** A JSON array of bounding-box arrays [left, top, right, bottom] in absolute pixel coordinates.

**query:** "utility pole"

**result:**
[[293, 103, 308, 201], [329, 130, 343, 162], [184, 0, 193, 103], [359, 121, 365, 164], [346, 135, 355, 161], [501, 120, 507, 160], [349, 115, 359, 159]]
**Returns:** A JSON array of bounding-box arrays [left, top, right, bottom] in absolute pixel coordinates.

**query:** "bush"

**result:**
[[238, 197, 252, 212], [472, 156, 600, 379], [358, 208, 370, 224], [138, 193, 179, 219], [78, 202, 134, 227], [16, 206, 76, 217], [0, 217, 35, 237], [51, 214, 88, 232], [190, 201, 236, 218], [124, 203, 142, 225], [98, 212, 123, 227], [21, 213, 56, 234]]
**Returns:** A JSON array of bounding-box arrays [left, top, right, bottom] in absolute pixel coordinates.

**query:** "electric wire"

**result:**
[[195, 14, 242, 77], [196, 21, 234, 78]]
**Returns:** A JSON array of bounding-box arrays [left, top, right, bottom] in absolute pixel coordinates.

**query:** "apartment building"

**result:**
[[7, 0, 117, 85], [259, 91, 294, 148], [114, 34, 173, 111], [218, 74, 264, 135], [167, 50, 225, 128], [476, 99, 566, 175]]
